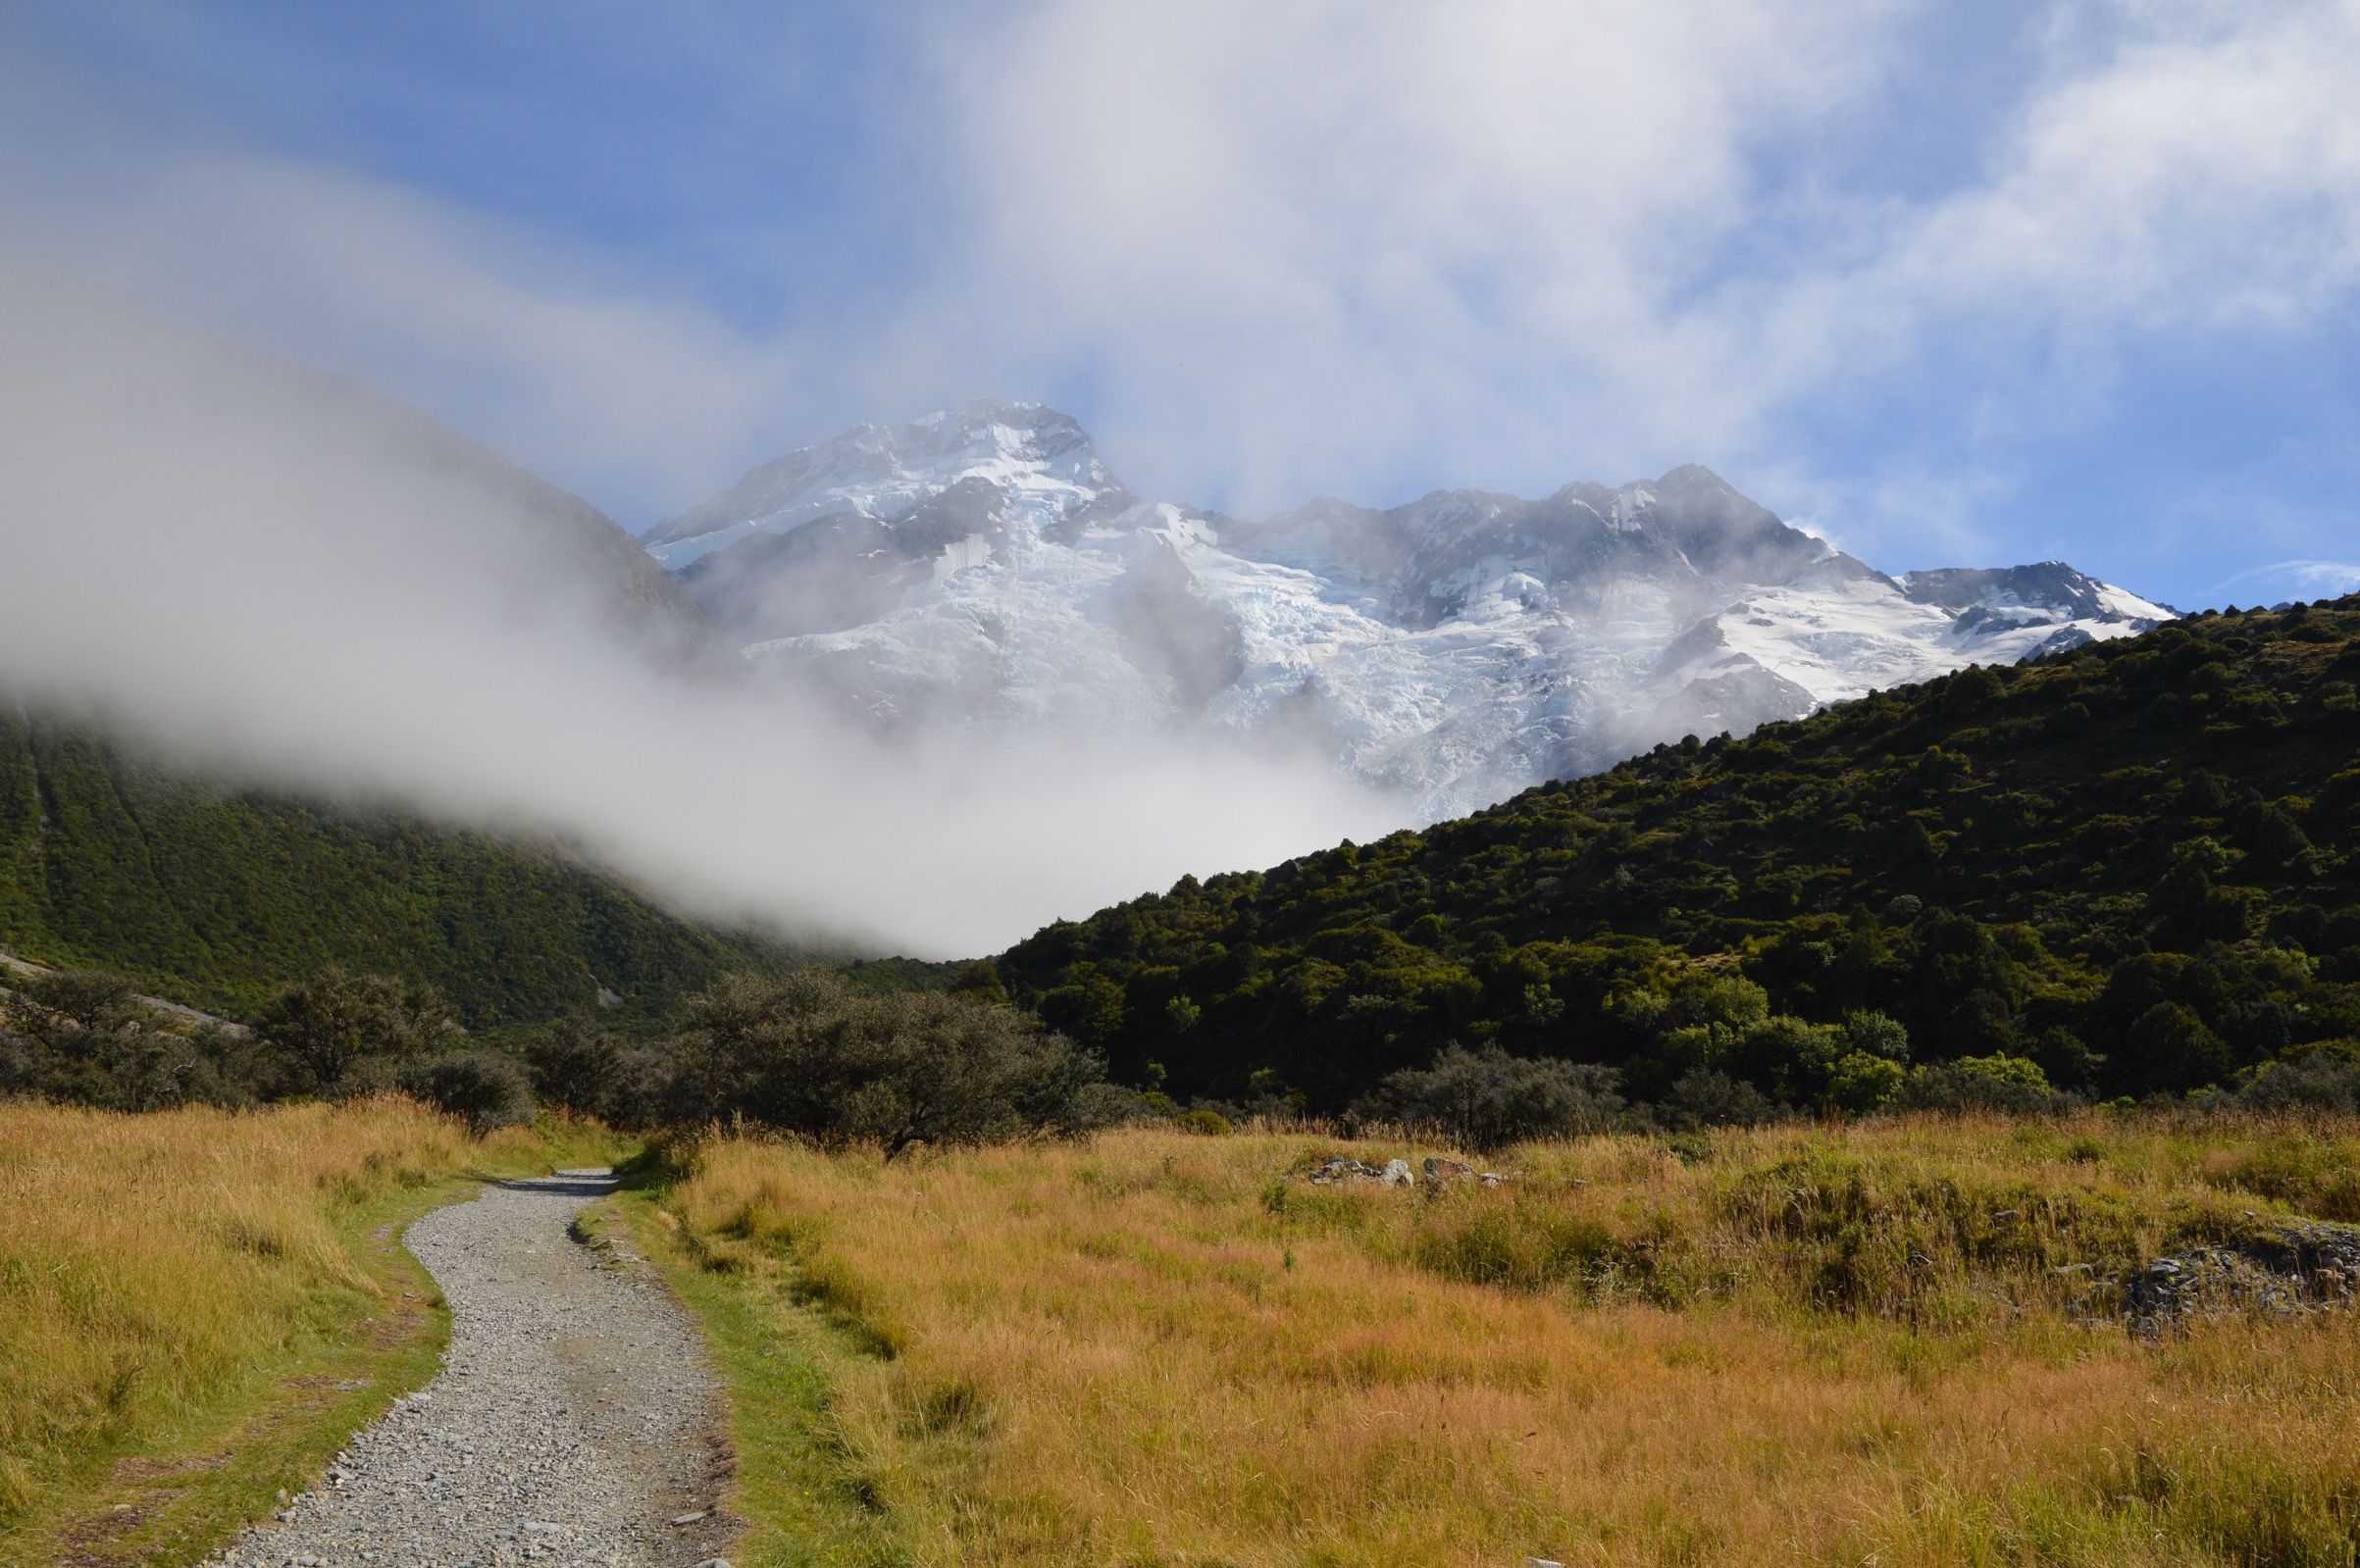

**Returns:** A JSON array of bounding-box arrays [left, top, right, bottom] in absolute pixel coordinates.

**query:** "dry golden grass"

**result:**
[[662, 1115, 2360, 1568], [0, 1097, 619, 1548]]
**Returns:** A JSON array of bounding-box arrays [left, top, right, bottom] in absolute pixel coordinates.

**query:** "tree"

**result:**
[[400, 1051, 536, 1135], [255, 968, 462, 1092], [947, 960, 1011, 1006], [1896, 1054, 2061, 1114], [660, 969, 1104, 1158], [2127, 1001, 2234, 1093], [1661, 1068, 1778, 1129], [2236, 1049, 2360, 1113], [1723, 1016, 1847, 1105], [1823, 1052, 1905, 1114], [844, 990, 1105, 1158], [526, 1015, 628, 1118], [1037, 972, 1127, 1048]]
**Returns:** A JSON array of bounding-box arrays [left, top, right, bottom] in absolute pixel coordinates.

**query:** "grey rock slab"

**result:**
[[210, 1169, 733, 1568]]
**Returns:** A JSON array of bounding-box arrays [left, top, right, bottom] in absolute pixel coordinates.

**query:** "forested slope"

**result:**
[[994, 599, 2360, 1109], [0, 704, 797, 1026]]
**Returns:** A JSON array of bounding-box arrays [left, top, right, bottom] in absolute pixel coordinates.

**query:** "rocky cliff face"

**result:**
[[645, 401, 2174, 818]]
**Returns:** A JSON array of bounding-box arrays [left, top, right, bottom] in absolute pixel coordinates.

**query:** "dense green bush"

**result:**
[[1659, 1068, 1780, 1129], [525, 1013, 648, 1121], [1375, 1043, 1623, 1150], [6, 956, 1102, 1157], [2234, 1048, 2360, 1113], [398, 1049, 537, 1134], [655, 969, 1104, 1156], [1893, 1053, 2064, 1114], [255, 966, 463, 1092]]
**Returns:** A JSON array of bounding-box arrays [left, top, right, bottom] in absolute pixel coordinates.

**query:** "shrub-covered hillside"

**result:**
[[0, 704, 798, 1027], [993, 598, 2360, 1110]]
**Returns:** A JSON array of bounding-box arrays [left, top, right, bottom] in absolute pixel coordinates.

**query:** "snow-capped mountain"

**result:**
[[642, 401, 2174, 818]]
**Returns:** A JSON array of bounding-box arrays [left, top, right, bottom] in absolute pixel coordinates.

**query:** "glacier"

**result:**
[[640, 401, 2175, 820]]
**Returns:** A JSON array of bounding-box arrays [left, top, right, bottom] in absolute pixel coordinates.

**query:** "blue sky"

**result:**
[[6, 0, 2358, 610]]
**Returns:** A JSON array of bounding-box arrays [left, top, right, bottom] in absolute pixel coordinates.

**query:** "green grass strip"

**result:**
[[607, 1179, 907, 1568]]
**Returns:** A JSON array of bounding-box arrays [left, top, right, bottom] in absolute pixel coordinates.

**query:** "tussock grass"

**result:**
[[660, 1115, 2360, 1568], [0, 1098, 625, 1561]]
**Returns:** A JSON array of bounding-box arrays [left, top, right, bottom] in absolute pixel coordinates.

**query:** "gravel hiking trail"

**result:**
[[212, 1170, 736, 1568]]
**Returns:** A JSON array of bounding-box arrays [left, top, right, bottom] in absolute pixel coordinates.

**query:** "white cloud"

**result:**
[[915, 0, 2360, 540], [1, 0, 2356, 964], [919, 0, 1904, 510], [13, 0, 2360, 549], [1813, 0, 2360, 355]]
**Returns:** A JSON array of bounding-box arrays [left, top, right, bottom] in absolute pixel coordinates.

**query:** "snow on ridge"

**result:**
[[641, 400, 1121, 571], [648, 407, 2179, 820]]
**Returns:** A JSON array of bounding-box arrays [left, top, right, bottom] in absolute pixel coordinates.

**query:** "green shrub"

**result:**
[[2236, 1049, 2360, 1113], [0, 970, 280, 1110], [255, 967, 461, 1093], [525, 1014, 641, 1120], [1661, 1069, 1778, 1129], [1374, 1042, 1622, 1151], [661, 969, 1105, 1158], [398, 1050, 536, 1135], [1897, 1054, 2063, 1114], [1823, 1050, 1905, 1113]]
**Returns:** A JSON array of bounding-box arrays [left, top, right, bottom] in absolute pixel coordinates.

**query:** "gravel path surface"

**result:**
[[213, 1170, 735, 1568]]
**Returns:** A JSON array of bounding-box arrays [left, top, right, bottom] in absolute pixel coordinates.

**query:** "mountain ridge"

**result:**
[[646, 401, 2174, 817]]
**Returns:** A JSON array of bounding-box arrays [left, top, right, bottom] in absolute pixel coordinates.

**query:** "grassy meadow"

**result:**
[[0, 1099, 625, 1565], [646, 1116, 2360, 1568]]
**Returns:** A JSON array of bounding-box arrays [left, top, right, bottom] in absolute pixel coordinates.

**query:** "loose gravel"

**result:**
[[212, 1170, 735, 1568]]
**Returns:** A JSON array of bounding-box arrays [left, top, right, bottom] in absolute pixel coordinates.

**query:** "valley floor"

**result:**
[[643, 1117, 2360, 1568], [11, 1107, 2359, 1568]]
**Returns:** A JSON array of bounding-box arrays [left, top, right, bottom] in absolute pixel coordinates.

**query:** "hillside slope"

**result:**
[[0, 703, 795, 1026], [993, 599, 2360, 1108]]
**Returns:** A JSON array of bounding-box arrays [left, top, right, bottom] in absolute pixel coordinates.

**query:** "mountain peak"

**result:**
[[899, 399, 1099, 466], [1652, 461, 1739, 494]]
